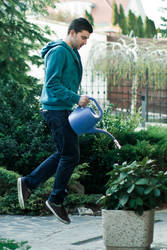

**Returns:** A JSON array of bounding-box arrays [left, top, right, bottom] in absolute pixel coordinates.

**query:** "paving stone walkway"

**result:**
[[0, 210, 167, 250]]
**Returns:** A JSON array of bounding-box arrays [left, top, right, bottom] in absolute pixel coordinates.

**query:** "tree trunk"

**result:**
[[131, 73, 138, 114]]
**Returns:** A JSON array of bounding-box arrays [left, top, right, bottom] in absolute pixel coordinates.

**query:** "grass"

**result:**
[[0, 238, 31, 250]]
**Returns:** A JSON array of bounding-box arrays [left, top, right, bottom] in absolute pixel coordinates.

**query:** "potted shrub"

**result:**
[[98, 158, 167, 250]]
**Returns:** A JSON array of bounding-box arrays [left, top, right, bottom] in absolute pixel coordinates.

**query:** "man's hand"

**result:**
[[78, 95, 90, 107]]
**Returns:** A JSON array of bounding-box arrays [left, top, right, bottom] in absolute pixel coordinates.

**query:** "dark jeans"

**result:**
[[23, 110, 80, 204]]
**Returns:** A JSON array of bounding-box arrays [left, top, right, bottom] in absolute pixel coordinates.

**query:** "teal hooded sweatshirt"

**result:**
[[40, 40, 82, 110]]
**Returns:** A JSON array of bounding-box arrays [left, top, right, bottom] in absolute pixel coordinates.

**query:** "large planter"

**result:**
[[102, 209, 155, 250]]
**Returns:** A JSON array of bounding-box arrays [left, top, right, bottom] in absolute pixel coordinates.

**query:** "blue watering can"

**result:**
[[68, 97, 121, 149]]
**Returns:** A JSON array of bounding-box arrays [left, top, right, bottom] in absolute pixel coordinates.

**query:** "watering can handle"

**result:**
[[88, 97, 103, 119]]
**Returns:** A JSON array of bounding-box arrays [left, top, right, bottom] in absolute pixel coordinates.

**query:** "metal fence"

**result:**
[[80, 71, 167, 124]]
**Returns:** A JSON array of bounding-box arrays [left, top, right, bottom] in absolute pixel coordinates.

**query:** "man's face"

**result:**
[[70, 30, 90, 50]]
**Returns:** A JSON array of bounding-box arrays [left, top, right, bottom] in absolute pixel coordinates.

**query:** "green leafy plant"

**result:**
[[69, 163, 90, 184], [97, 105, 141, 137], [98, 158, 167, 215], [0, 238, 31, 249], [68, 163, 91, 195]]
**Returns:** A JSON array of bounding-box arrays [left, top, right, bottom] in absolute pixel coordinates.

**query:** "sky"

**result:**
[[141, 0, 166, 27]]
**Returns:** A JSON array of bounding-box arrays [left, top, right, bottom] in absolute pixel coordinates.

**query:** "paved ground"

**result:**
[[0, 209, 167, 250]]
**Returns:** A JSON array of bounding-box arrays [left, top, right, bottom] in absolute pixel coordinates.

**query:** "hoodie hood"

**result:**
[[41, 40, 78, 59], [41, 40, 63, 58], [41, 40, 82, 70]]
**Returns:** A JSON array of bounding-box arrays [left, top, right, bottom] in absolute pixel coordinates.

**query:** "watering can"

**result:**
[[68, 97, 121, 149]]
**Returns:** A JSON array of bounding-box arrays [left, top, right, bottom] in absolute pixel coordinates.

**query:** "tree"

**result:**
[[0, 0, 56, 173], [112, 1, 119, 25], [159, 0, 167, 36], [85, 10, 94, 27], [136, 16, 144, 37], [0, 0, 55, 83], [150, 19, 157, 37], [144, 17, 157, 38], [127, 10, 137, 36], [119, 4, 128, 35]]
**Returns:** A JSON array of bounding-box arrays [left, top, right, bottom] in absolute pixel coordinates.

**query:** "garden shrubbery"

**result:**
[[0, 164, 100, 215], [0, 166, 49, 215], [1, 103, 167, 215], [1, 80, 167, 215], [0, 78, 56, 176], [79, 124, 167, 194]]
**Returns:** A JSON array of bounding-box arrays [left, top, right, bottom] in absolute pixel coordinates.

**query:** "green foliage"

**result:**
[[143, 125, 167, 142], [0, 0, 54, 82], [79, 109, 167, 195], [98, 158, 167, 215], [127, 10, 137, 36], [84, 10, 94, 27], [79, 109, 141, 194], [112, 3, 157, 38], [118, 4, 128, 35], [0, 0, 57, 175], [0, 166, 52, 215], [98, 106, 141, 137], [0, 163, 94, 215], [136, 16, 144, 37], [159, 0, 167, 36], [64, 194, 102, 208], [69, 163, 90, 185], [87, 38, 167, 88], [0, 167, 23, 214], [112, 1, 119, 26], [144, 17, 157, 38], [2, 110, 167, 215], [0, 78, 55, 175], [0, 238, 31, 249]]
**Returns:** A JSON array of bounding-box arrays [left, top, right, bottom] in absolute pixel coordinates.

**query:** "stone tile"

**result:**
[[0, 210, 167, 250]]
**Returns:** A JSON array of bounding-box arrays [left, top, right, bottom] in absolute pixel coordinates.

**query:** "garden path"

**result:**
[[0, 210, 167, 250]]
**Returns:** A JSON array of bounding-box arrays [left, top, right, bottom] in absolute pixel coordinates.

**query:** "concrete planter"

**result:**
[[102, 209, 155, 250]]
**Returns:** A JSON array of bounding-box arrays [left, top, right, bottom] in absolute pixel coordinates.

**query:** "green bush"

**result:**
[[79, 121, 167, 194], [0, 163, 97, 215], [0, 167, 53, 215], [79, 110, 141, 194], [0, 238, 31, 250], [1, 95, 167, 215], [98, 107, 141, 137], [64, 194, 102, 208], [1, 122, 167, 215], [0, 167, 20, 214], [0, 78, 56, 176]]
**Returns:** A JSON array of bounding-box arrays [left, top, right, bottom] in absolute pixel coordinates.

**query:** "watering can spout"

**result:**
[[87, 128, 121, 149]]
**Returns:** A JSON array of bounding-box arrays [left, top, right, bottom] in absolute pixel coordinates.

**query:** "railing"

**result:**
[[80, 71, 167, 124]]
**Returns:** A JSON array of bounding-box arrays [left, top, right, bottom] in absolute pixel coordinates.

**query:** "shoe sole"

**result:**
[[45, 200, 70, 225], [17, 178, 25, 209]]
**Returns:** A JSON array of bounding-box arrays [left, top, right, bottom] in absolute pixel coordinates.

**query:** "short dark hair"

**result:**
[[67, 17, 93, 34]]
